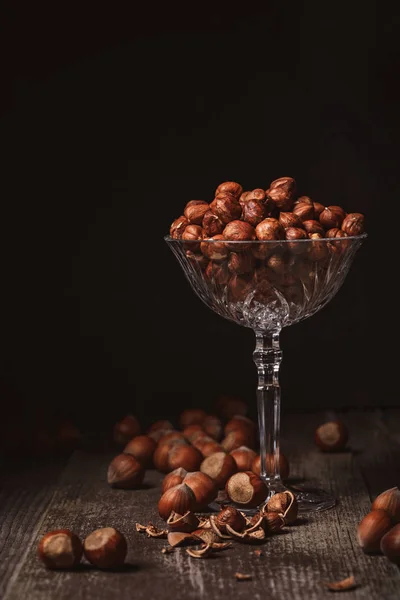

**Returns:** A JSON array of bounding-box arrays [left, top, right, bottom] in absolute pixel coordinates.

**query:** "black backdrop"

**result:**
[[1, 3, 398, 433]]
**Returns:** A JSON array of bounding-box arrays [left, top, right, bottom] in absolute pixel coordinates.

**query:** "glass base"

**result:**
[[209, 482, 335, 516]]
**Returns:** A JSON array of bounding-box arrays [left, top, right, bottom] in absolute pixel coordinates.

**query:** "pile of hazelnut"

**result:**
[[358, 487, 400, 564], [169, 178, 366, 298]]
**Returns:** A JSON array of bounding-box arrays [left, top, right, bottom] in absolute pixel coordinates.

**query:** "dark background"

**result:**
[[1, 3, 398, 434]]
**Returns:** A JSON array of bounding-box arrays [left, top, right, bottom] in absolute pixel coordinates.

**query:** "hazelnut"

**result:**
[[184, 200, 209, 224], [255, 218, 285, 241], [319, 205, 346, 229], [221, 429, 255, 452], [158, 483, 197, 520], [182, 224, 205, 252], [245, 188, 266, 202], [285, 227, 308, 253], [252, 452, 290, 480], [228, 251, 255, 275], [216, 395, 248, 420], [326, 228, 348, 238], [296, 195, 313, 205], [314, 421, 348, 452], [186, 250, 208, 271], [341, 212, 365, 236], [158, 431, 187, 447], [372, 487, 400, 523], [83, 528, 127, 569], [183, 471, 217, 510], [148, 428, 174, 443], [266, 177, 296, 211], [200, 451, 237, 488], [223, 220, 256, 250], [357, 509, 392, 553], [210, 193, 242, 224], [123, 435, 156, 468], [293, 202, 315, 222], [225, 471, 268, 508], [168, 444, 203, 472], [302, 220, 325, 236], [227, 274, 252, 302], [279, 212, 304, 229], [179, 409, 207, 429], [216, 506, 246, 533], [381, 524, 400, 564], [313, 202, 325, 218], [113, 415, 140, 446], [153, 439, 187, 473], [183, 424, 205, 441], [148, 420, 174, 434], [107, 453, 145, 488], [205, 260, 230, 286], [200, 235, 229, 261], [196, 438, 224, 457], [215, 181, 243, 199], [267, 253, 286, 276], [202, 210, 224, 236], [38, 530, 83, 569], [225, 414, 255, 433], [266, 490, 298, 524], [170, 215, 189, 239], [241, 199, 266, 227], [308, 232, 329, 262], [162, 467, 188, 493], [202, 415, 223, 441], [230, 446, 257, 471]]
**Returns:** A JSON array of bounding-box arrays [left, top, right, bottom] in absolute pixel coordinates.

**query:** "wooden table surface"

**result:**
[[1, 410, 399, 600]]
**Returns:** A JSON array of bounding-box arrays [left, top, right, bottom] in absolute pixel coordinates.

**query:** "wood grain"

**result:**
[[2, 411, 400, 599]]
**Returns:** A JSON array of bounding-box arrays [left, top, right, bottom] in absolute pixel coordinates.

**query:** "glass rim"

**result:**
[[164, 232, 367, 244]]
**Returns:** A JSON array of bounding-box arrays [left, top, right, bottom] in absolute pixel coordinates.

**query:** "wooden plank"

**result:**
[[0, 459, 65, 597], [3, 413, 400, 599]]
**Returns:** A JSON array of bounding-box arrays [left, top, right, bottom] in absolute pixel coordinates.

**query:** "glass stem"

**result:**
[[253, 328, 283, 497]]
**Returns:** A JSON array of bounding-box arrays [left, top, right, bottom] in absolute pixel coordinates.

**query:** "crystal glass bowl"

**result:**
[[165, 234, 366, 513]]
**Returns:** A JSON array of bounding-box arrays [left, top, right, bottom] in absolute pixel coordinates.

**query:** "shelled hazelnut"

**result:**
[[279, 212, 303, 229], [319, 206, 346, 229], [266, 177, 296, 211], [200, 235, 229, 261], [302, 220, 325, 236], [241, 199, 267, 227], [170, 216, 189, 239], [202, 210, 224, 236], [184, 200, 209, 224], [341, 213, 365, 236], [228, 251, 255, 275], [293, 202, 315, 222], [215, 181, 243, 199], [182, 225, 205, 252], [223, 221, 256, 249], [210, 193, 242, 224], [255, 218, 285, 241]]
